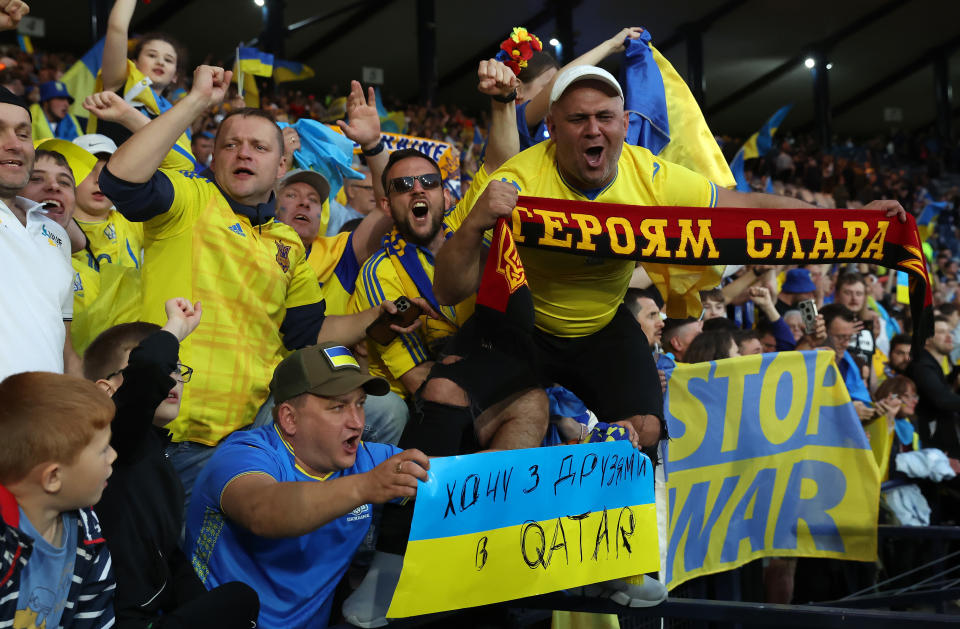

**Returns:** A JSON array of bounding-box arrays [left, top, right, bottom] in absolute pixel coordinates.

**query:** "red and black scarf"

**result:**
[[477, 195, 932, 346]]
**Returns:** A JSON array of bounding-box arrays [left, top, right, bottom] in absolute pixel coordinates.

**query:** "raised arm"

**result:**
[[336, 81, 393, 260], [106, 65, 230, 183], [100, 0, 137, 93], [477, 59, 520, 172], [524, 27, 644, 129], [433, 180, 518, 306], [337, 81, 388, 201], [0, 1, 29, 32], [219, 448, 428, 538]]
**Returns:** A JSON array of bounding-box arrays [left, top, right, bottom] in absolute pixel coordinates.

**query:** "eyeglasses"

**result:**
[[105, 362, 193, 383], [388, 173, 441, 194]]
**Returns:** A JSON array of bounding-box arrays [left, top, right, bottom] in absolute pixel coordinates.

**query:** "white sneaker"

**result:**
[[342, 551, 404, 628], [571, 576, 668, 608]]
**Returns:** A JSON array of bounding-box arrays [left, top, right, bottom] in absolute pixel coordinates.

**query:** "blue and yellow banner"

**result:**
[[333, 127, 460, 187], [662, 350, 880, 590], [388, 441, 658, 617]]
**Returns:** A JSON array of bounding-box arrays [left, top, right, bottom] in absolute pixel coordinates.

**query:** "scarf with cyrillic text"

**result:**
[[477, 195, 933, 347]]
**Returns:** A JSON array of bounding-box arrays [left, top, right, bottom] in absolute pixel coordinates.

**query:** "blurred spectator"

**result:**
[[684, 329, 739, 363], [776, 268, 816, 315], [662, 318, 703, 362], [699, 287, 726, 320], [820, 304, 873, 411], [907, 315, 960, 458], [625, 287, 665, 348], [735, 329, 763, 355]]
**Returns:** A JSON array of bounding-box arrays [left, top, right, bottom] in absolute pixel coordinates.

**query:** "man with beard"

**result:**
[[0, 85, 76, 381], [349, 60, 520, 401]]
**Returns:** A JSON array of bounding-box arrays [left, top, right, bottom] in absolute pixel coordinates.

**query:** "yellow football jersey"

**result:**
[[351, 166, 491, 396], [459, 142, 718, 337], [138, 170, 325, 445], [76, 210, 144, 269], [306, 231, 355, 316]]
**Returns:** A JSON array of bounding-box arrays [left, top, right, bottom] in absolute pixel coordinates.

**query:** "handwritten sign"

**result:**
[[662, 351, 880, 590], [387, 441, 658, 617]]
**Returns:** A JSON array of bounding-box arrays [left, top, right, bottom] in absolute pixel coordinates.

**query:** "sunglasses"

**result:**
[[388, 173, 441, 194]]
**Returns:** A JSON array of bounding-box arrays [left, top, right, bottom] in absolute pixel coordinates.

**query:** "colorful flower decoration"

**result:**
[[495, 27, 544, 76]]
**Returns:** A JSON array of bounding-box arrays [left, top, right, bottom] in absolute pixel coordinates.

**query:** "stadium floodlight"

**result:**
[[549, 38, 560, 47], [804, 57, 816, 69], [254, 0, 265, 6]]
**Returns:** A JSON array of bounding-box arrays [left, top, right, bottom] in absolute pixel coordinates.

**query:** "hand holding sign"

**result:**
[[388, 441, 658, 617], [366, 449, 429, 502]]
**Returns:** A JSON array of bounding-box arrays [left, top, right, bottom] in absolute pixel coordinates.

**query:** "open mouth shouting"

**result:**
[[40, 198, 65, 217], [292, 212, 312, 224], [233, 167, 255, 180], [343, 433, 361, 455], [411, 199, 429, 219], [584, 145, 605, 169]]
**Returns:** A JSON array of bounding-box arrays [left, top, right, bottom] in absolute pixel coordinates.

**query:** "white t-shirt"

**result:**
[[0, 197, 73, 381]]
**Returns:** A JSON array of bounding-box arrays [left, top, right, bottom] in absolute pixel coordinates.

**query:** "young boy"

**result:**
[[0, 372, 117, 629], [699, 287, 727, 320], [72, 134, 144, 270], [83, 298, 258, 628]]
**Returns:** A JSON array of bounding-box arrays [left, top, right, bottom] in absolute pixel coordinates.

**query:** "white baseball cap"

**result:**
[[73, 134, 118, 157], [549, 65, 624, 107]]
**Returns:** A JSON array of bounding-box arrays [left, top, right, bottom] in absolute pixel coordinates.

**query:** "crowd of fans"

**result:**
[[1, 0, 960, 627]]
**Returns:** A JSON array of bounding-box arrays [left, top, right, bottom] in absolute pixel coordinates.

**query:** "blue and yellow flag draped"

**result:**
[[730, 105, 793, 192], [388, 441, 658, 617], [61, 38, 106, 119], [273, 58, 314, 83], [620, 32, 736, 317], [661, 350, 880, 590]]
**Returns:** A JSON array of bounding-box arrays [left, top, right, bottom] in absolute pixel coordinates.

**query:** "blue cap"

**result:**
[[781, 268, 816, 294], [39, 81, 73, 104]]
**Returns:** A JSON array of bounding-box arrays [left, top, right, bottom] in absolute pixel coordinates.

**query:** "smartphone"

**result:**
[[365, 296, 423, 345], [798, 299, 818, 335]]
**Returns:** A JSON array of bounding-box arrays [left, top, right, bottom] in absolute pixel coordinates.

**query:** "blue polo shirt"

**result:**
[[185, 423, 400, 629]]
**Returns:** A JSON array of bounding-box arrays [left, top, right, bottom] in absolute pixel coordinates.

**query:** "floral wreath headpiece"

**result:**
[[495, 27, 543, 76]]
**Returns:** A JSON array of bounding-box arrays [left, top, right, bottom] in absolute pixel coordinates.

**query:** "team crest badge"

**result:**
[[103, 223, 116, 241], [275, 240, 291, 272]]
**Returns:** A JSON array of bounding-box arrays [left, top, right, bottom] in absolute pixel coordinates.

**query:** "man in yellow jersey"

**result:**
[[98, 65, 427, 498], [349, 61, 532, 418], [422, 64, 908, 609], [433, 64, 907, 451]]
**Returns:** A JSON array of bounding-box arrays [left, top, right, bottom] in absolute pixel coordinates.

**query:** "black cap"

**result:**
[[0, 86, 31, 121]]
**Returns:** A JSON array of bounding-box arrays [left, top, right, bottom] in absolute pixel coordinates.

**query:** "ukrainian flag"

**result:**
[[17, 34, 32, 54], [730, 105, 793, 191], [322, 345, 359, 370], [273, 58, 314, 83], [916, 200, 948, 242], [621, 32, 734, 318], [61, 38, 106, 119], [237, 47, 274, 77]]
